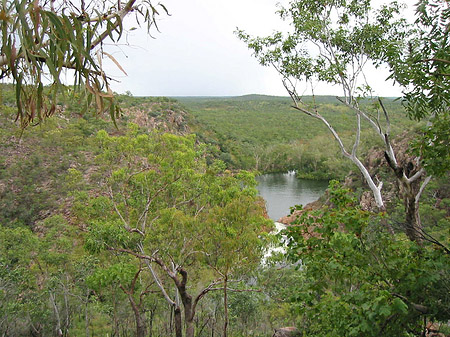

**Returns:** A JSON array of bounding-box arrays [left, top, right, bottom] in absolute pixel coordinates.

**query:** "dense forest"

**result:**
[[180, 95, 418, 179], [1, 86, 449, 336], [1, 0, 449, 336]]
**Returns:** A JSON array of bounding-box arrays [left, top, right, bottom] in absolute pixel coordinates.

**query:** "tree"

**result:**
[[237, 0, 435, 242], [383, 0, 450, 177], [283, 181, 450, 336], [0, 0, 168, 127], [87, 260, 157, 337], [81, 126, 271, 337]]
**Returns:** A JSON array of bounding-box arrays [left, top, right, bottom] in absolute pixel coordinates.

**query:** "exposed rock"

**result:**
[[426, 322, 446, 337], [272, 327, 301, 337], [277, 199, 321, 224], [124, 101, 189, 135]]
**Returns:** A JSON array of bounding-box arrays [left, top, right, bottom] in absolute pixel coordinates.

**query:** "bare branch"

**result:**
[[417, 58, 450, 65], [108, 186, 144, 236], [352, 111, 361, 156], [378, 98, 391, 137], [91, 0, 137, 49], [415, 175, 431, 205], [193, 278, 224, 312], [406, 168, 425, 184], [392, 293, 429, 314], [136, 244, 177, 307], [290, 104, 351, 158]]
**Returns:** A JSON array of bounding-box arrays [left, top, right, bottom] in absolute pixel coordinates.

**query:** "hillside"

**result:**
[[179, 95, 418, 179], [0, 89, 190, 228]]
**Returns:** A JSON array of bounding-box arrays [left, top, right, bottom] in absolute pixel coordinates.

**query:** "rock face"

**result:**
[[272, 327, 301, 337], [426, 322, 446, 337], [277, 199, 322, 224], [123, 99, 189, 135]]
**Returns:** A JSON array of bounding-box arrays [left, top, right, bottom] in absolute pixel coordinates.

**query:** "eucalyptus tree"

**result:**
[[237, 0, 443, 242], [0, 0, 168, 127], [81, 126, 271, 337]]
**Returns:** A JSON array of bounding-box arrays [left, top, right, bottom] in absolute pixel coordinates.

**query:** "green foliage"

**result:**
[[181, 95, 415, 179], [412, 111, 450, 177], [378, 1, 450, 177], [283, 182, 450, 336], [87, 262, 138, 290], [75, 127, 272, 336]]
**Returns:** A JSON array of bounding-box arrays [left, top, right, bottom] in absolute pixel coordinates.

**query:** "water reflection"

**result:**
[[256, 172, 328, 221]]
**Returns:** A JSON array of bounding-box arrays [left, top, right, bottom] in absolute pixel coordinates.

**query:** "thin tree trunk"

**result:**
[[223, 276, 228, 337], [112, 290, 120, 337], [49, 291, 63, 337], [84, 294, 89, 337], [403, 184, 422, 242], [174, 307, 183, 337], [63, 281, 70, 336], [148, 307, 155, 337], [123, 287, 147, 337], [135, 314, 147, 337]]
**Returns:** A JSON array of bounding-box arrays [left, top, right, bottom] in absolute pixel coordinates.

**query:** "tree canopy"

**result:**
[[79, 126, 272, 337]]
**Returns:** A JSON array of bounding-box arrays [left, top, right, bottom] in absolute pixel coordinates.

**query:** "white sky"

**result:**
[[102, 0, 408, 97]]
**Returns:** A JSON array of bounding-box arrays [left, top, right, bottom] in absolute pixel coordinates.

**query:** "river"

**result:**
[[255, 172, 328, 221]]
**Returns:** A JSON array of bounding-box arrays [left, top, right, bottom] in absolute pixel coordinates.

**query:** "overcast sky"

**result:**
[[102, 0, 406, 97]]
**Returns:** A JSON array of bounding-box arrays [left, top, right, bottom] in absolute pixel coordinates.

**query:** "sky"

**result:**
[[101, 0, 406, 97]]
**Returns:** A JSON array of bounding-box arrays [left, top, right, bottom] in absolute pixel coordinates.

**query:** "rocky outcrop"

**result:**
[[426, 322, 446, 337], [272, 327, 301, 337], [277, 199, 322, 224], [123, 100, 189, 135]]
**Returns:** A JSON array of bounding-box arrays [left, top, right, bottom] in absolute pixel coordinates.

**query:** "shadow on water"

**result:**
[[256, 172, 328, 221]]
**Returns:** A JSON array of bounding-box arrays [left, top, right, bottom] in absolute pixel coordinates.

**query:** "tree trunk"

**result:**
[[185, 317, 195, 337], [49, 291, 63, 337], [148, 307, 155, 337], [181, 292, 195, 337], [135, 314, 147, 337], [403, 183, 422, 242], [125, 291, 147, 337], [223, 276, 228, 337], [84, 296, 89, 337], [112, 290, 120, 337], [176, 268, 196, 337], [174, 307, 183, 337], [384, 150, 425, 243]]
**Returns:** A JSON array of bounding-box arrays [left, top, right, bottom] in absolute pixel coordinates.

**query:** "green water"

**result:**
[[256, 172, 328, 221]]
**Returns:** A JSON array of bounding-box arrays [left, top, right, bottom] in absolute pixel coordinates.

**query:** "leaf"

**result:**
[[103, 51, 128, 76], [378, 305, 391, 317], [109, 100, 118, 129], [44, 11, 66, 40], [159, 4, 170, 15], [15, 73, 23, 123], [392, 298, 408, 314], [95, 92, 103, 112]]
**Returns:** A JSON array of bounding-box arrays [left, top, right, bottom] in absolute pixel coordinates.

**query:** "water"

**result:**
[[256, 172, 328, 221]]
